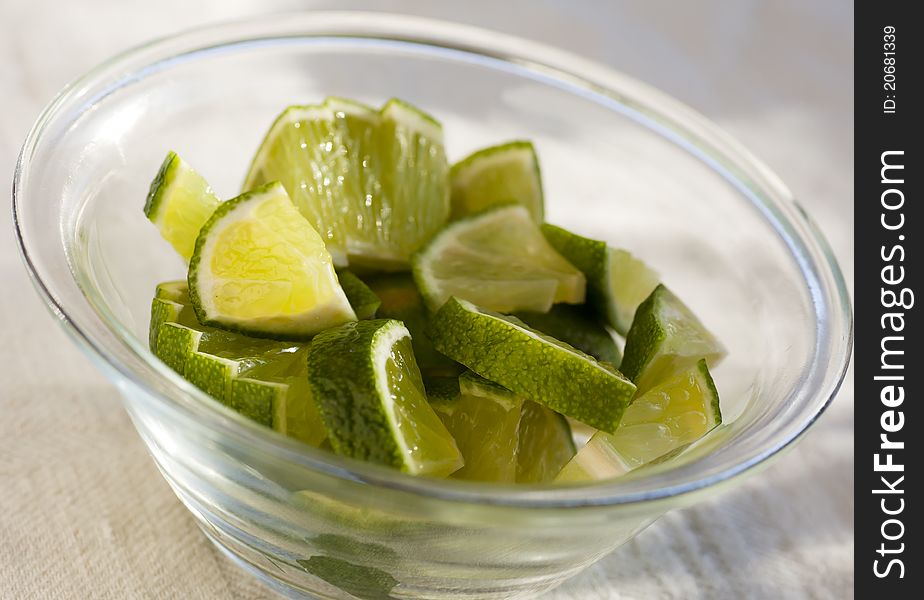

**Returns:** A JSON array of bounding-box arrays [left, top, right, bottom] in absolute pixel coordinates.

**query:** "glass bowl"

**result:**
[[12, 12, 852, 600]]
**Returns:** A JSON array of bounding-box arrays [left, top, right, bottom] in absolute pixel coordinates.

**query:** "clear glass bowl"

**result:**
[[12, 13, 852, 600]]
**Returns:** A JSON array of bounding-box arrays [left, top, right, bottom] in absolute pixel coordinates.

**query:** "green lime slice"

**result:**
[[155, 280, 190, 303], [230, 378, 285, 428], [308, 319, 463, 476], [516, 400, 576, 483], [429, 297, 636, 433], [144, 152, 221, 261], [412, 204, 586, 313], [243, 98, 449, 268], [541, 224, 659, 335], [450, 141, 543, 222], [150, 297, 184, 354], [154, 322, 203, 374], [620, 284, 726, 394], [362, 273, 462, 377], [188, 181, 356, 340], [336, 270, 381, 320], [556, 359, 721, 481], [149, 285, 328, 446], [185, 351, 240, 402], [430, 372, 524, 483], [513, 304, 622, 366]]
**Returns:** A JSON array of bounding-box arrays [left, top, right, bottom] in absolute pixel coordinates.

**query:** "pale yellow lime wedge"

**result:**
[[412, 204, 586, 313], [144, 152, 220, 260], [556, 359, 721, 482], [188, 182, 356, 340], [450, 140, 544, 222]]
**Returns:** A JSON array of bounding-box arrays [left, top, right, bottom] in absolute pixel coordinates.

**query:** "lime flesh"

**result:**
[[188, 181, 356, 340], [144, 151, 220, 261], [557, 359, 721, 481], [412, 204, 585, 313], [450, 140, 543, 222]]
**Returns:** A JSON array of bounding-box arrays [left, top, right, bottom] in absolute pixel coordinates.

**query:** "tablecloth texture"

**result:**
[[0, 1, 853, 598]]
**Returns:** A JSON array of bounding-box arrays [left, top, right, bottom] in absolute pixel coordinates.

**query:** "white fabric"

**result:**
[[0, 1, 853, 598]]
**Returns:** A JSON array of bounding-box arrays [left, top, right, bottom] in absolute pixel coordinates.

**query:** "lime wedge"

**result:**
[[185, 351, 240, 401], [144, 152, 221, 261], [149, 284, 328, 446], [541, 224, 659, 335], [243, 98, 449, 268], [230, 378, 285, 428], [514, 304, 621, 366], [516, 400, 576, 483], [154, 322, 203, 374], [450, 141, 543, 222], [336, 269, 381, 320], [188, 181, 356, 339], [621, 284, 726, 394], [430, 372, 524, 483], [557, 359, 721, 481], [308, 319, 463, 476], [150, 297, 183, 354], [412, 205, 586, 313], [429, 297, 636, 433], [155, 280, 190, 303], [363, 273, 462, 377]]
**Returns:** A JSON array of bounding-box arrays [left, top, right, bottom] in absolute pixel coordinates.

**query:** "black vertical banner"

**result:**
[[855, 2, 920, 597]]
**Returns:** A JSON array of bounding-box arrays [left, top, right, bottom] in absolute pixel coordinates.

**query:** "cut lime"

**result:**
[[185, 351, 240, 402], [144, 152, 221, 261], [148, 285, 328, 446], [336, 270, 381, 320], [230, 378, 285, 428], [450, 141, 543, 222], [514, 304, 621, 366], [621, 284, 726, 394], [541, 224, 659, 335], [150, 297, 184, 354], [412, 204, 586, 313], [154, 322, 202, 374], [243, 98, 449, 267], [431, 372, 524, 483], [155, 280, 190, 303], [516, 400, 576, 483], [363, 273, 462, 377], [429, 297, 636, 433], [308, 319, 463, 476], [557, 359, 721, 481], [188, 181, 356, 339]]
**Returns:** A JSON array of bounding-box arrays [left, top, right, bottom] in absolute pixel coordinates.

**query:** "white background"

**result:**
[[0, 1, 853, 598]]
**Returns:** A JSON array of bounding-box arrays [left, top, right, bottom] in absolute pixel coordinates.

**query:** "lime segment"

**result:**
[[620, 284, 726, 394], [516, 400, 576, 483], [412, 204, 586, 313], [431, 372, 524, 483], [243, 98, 449, 267], [541, 224, 659, 335], [429, 297, 636, 433], [450, 140, 543, 222], [557, 359, 721, 481], [308, 320, 463, 476], [337, 270, 381, 320], [144, 152, 220, 260], [188, 182, 356, 339]]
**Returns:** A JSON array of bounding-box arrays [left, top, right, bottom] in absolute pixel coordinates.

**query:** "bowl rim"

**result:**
[[11, 11, 853, 509]]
